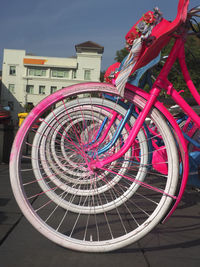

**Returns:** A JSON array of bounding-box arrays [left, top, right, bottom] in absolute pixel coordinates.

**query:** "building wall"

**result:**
[[1, 47, 103, 124], [76, 52, 101, 81]]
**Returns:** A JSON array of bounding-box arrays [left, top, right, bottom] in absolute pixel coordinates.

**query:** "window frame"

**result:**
[[8, 84, 15, 93], [51, 68, 70, 78], [9, 66, 16, 76], [26, 84, 34, 94], [28, 68, 47, 77], [50, 86, 57, 94], [84, 69, 91, 80], [39, 85, 46, 95]]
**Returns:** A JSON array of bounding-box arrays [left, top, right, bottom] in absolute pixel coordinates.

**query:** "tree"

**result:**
[[154, 35, 200, 98], [114, 34, 200, 99], [115, 48, 129, 63], [100, 71, 106, 82], [24, 102, 34, 113]]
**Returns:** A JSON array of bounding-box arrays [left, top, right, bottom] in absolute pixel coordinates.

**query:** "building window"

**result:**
[[26, 85, 34, 94], [51, 69, 69, 78], [72, 70, 77, 79], [50, 86, 57, 94], [39, 85, 45, 95], [8, 84, 15, 93], [84, 70, 91, 80], [28, 68, 46, 77], [9, 66, 16, 76]]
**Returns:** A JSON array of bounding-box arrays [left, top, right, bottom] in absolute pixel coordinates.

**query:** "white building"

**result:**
[[1, 41, 104, 124]]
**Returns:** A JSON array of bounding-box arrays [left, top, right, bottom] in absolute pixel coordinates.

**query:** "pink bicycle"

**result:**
[[9, 0, 200, 252]]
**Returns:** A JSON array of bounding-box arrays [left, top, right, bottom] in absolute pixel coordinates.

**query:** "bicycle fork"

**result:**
[[90, 87, 161, 170], [96, 103, 134, 156], [85, 104, 132, 158]]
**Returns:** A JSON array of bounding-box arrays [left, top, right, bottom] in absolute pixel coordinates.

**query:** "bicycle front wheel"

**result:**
[[10, 83, 179, 252]]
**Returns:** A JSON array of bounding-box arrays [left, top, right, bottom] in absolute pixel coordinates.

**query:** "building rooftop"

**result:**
[[75, 41, 104, 54]]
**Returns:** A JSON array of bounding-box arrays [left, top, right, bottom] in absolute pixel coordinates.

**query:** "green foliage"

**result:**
[[153, 36, 200, 98], [100, 71, 106, 82], [114, 48, 129, 63], [24, 103, 34, 112], [114, 35, 200, 99]]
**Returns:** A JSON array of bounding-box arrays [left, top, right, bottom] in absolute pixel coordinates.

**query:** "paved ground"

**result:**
[[0, 163, 200, 267]]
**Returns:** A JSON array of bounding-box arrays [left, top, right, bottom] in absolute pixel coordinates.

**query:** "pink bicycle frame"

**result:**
[[92, 36, 200, 222], [130, 37, 200, 222]]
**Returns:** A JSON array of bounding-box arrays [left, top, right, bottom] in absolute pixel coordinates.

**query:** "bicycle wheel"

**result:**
[[31, 102, 143, 213], [10, 82, 179, 252]]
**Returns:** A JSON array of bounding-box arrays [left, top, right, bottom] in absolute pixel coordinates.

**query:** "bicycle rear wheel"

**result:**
[[10, 83, 179, 252]]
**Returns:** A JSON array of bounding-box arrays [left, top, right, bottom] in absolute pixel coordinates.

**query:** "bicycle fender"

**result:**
[[125, 83, 189, 223]]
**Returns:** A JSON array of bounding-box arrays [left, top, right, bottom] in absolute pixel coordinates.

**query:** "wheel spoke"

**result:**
[[10, 85, 179, 252]]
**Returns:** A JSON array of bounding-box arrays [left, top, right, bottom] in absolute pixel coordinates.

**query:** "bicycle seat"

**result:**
[[127, 0, 189, 75]]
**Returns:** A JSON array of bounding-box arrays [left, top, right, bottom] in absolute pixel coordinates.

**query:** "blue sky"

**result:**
[[0, 0, 199, 71]]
